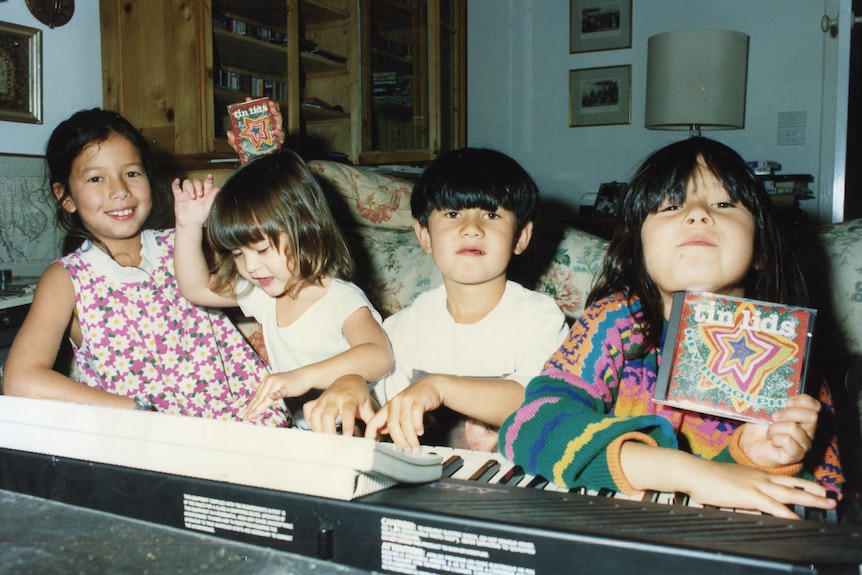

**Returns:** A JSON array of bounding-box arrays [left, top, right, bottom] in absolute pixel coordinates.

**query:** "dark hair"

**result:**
[[46, 108, 166, 255], [411, 147, 540, 232], [206, 149, 353, 297], [590, 136, 805, 355]]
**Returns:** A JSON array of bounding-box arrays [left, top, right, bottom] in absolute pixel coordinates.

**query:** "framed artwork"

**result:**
[[570, 0, 632, 53], [569, 65, 631, 127], [0, 21, 42, 124]]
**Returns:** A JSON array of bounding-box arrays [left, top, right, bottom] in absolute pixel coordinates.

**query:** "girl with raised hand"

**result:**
[[172, 149, 393, 425]]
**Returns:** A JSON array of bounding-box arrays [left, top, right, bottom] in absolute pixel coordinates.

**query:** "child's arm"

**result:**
[[172, 175, 237, 308], [620, 441, 837, 519], [365, 375, 525, 451], [304, 374, 379, 436], [244, 306, 393, 419], [3, 264, 137, 409]]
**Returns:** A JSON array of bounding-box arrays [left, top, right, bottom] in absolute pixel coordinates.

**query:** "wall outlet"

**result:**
[[778, 111, 806, 128], [778, 127, 806, 145]]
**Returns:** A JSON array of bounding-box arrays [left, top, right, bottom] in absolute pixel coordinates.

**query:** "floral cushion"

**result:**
[[351, 227, 441, 317], [348, 224, 609, 322], [532, 226, 609, 320], [309, 160, 414, 229]]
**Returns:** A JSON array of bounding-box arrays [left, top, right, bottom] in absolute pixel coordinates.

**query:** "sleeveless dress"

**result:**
[[59, 229, 288, 426]]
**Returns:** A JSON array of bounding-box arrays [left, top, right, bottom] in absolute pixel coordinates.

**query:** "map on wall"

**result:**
[[0, 175, 59, 265]]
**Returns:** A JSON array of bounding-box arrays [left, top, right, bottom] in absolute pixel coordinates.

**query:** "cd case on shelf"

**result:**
[[227, 98, 280, 164], [654, 291, 815, 423]]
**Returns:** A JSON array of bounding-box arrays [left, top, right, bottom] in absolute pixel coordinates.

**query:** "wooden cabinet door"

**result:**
[[358, 0, 465, 165], [100, 0, 212, 157]]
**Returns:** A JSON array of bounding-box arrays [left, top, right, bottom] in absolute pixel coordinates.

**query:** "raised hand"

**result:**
[[172, 174, 220, 230]]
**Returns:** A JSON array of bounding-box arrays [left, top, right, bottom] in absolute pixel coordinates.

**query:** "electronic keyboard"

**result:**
[[0, 395, 442, 500], [1, 395, 861, 574], [421, 444, 840, 522]]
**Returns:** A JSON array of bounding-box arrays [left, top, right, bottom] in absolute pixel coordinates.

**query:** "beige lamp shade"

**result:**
[[645, 29, 749, 135]]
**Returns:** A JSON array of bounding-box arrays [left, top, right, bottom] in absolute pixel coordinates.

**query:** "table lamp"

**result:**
[[645, 29, 749, 137]]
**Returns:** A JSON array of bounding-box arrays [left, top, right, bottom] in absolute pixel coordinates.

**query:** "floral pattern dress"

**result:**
[[60, 229, 288, 426]]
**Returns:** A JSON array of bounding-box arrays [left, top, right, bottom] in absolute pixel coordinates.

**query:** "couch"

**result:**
[[230, 160, 862, 491]]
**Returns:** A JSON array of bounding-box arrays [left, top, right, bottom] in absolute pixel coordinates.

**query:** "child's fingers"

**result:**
[[386, 401, 421, 452], [364, 406, 389, 440], [357, 401, 377, 427], [243, 377, 281, 419], [305, 398, 343, 435], [411, 404, 425, 439], [772, 397, 820, 443], [338, 412, 356, 437]]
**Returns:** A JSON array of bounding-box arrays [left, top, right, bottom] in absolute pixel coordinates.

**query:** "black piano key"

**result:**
[[596, 487, 617, 498], [467, 460, 502, 483], [441, 455, 464, 477], [672, 493, 691, 506], [825, 490, 840, 524], [497, 465, 525, 485], [525, 475, 549, 489]]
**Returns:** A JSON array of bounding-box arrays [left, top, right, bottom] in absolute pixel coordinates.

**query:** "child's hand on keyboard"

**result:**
[[365, 378, 443, 452], [305, 374, 377, 436]]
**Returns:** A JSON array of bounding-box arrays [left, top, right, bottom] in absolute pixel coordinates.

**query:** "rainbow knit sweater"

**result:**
[[499, 293, 844, 494]]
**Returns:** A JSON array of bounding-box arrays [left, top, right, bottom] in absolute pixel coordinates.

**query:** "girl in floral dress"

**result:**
[[4, 108, 287, 426]]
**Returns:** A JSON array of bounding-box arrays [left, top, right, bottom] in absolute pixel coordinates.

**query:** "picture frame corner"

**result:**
[[0, 20, 43, 124]]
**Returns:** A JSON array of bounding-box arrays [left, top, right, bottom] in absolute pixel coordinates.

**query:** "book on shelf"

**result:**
[[746, 160, 782, 175], [654, 291, 816, 424], [227, 97, 281, 164]]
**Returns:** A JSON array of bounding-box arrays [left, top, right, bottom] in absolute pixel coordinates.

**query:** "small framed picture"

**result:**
[[569, 65, 631, 127], [570, 0, 632, 54], [0, 21, 42, 124]]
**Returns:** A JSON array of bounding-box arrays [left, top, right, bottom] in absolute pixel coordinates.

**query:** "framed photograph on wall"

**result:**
[[569, 65, 631, 127], [0, 21, 42, 124], [570, 0, 632, 53]]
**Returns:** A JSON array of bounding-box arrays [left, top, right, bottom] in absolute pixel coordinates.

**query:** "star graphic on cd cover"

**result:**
[[239, 117, 274, 149]]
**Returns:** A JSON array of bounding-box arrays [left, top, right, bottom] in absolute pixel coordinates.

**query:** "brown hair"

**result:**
[[206, 149, 353, 297]]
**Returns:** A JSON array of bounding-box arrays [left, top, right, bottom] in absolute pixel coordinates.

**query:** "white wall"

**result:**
[[0, 1, 843, 222], [0, 2, 102, 155], [467, 1, 840, 224]]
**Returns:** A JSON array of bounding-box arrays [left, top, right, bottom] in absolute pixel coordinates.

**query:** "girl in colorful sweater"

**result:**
[[499, 137, 843, 519]]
